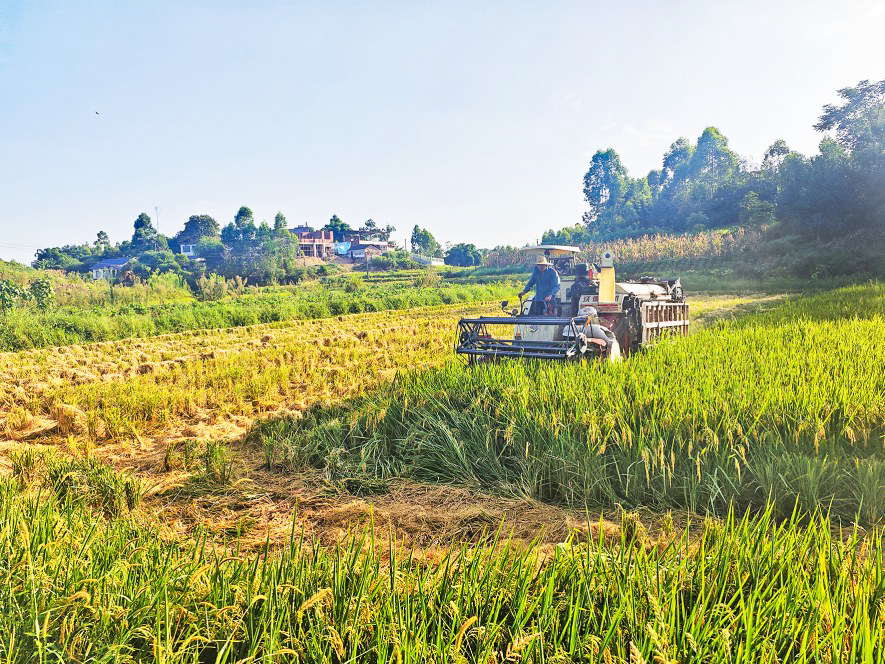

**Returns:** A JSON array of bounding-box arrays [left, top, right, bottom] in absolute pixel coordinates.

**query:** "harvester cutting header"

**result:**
[[455, 245, 688, 363]]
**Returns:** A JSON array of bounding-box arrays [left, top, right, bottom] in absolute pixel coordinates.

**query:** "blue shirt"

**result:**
[[524, 266, 560, 300]]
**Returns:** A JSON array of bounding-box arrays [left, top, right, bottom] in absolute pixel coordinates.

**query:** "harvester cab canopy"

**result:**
[[519, 245, 581, 275]]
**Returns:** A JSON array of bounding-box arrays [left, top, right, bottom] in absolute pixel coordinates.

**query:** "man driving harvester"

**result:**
[[518, 255, 561, 315]]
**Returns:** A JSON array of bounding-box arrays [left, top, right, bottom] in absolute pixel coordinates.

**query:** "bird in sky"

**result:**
[[95, 111, 99, 115]]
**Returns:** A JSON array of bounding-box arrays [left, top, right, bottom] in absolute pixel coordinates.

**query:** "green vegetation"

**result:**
[[541, 78, 885, 280], [1, 462, 883, 661], [256, 282, 885, 522]]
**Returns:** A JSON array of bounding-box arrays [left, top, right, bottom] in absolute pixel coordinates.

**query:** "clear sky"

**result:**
[[1, 0, 883, 264]]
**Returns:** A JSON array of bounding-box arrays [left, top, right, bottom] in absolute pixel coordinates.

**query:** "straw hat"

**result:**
[[535, 255, 551, 266]]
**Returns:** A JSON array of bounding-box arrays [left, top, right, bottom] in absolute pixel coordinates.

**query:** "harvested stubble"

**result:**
[[259, 283, 885, 522], [0, 303, 492, 443], [0, 475, 882, 662]]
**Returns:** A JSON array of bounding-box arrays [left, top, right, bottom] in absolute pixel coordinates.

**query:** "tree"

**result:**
[[410, 225, 440, 256], [688, 127, 739, 195], [133, 212, 152, 231], [131, 213, 167, 253], [444, 243, 482, 267], [176, 215, 220, 247], [273, 212, 289, 238], [762, 139, 791, 171], [94, 231, 110, 251], [814, 78, 885, 151], [739, 192, 776, 226], [234, 206, 254, 229], [661, 138, 694, 187], [132, 249, 185, 278], [33, 246, 91, 270], [380, 224, 396, 242], [582, 149, 628, 222], [323, 214, 353, 241]]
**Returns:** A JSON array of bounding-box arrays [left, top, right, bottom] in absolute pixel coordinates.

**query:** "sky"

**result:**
[[1, 0, 884, 265]]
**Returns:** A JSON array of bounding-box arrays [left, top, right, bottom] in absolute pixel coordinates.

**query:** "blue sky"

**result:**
[[1, 0, 883, 264]]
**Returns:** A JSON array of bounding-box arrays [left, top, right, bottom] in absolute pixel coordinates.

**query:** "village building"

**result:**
[[290, 229, 335, 258], [89, 257, 132, 280], [349, 242, 387, 262]]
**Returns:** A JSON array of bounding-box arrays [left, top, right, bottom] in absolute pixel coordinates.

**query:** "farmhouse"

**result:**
[[89, 257, 132, 280], [349, 242, 387, 262], [291, 229, 335, 258]]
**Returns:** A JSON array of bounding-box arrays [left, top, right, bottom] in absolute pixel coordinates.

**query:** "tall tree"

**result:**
[[234, 206, 254, 229], [94, 231, 110, 251], [762, 139, 791, 171], [582, 149, 628, 222], [176, 215, 220, 246], [131, 213, 166, 253], [660, 138, 694, 192], [410, 225, 440, 256], [273, 212, 288, 237], [688, 127, 739, 194], [378, 224, 396, 242], [814, 78, 885, 151]]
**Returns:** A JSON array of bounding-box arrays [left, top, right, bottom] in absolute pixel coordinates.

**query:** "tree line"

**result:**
[[33, 210, 402, 283], [544, 78, 885, 254]]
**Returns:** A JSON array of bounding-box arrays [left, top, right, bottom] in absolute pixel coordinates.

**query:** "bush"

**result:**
[[195, 274, 228, 301]]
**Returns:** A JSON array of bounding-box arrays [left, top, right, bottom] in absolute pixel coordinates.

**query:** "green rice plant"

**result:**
[[853, 458, 885, 524], [8, 447, 47, 484], [0, 277, 519, 351], [201, 440, 234, 485], [44, 455, 142, 517], [0, 485, 882, 662]]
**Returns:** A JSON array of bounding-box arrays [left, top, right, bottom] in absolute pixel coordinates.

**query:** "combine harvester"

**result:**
[[455, 246, 688, 363]]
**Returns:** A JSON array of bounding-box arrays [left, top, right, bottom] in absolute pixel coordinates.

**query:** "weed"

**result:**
[[201, 440, 234, 485]]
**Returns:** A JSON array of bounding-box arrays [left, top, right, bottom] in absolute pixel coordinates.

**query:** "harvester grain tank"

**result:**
[[455, 245, 688, 363]]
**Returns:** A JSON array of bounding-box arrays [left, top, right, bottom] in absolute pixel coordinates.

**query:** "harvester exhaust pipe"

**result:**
[[599, 251, 616, 303]]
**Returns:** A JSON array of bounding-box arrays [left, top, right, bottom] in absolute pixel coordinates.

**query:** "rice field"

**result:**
[[1, 462, 883, 662], [260, 283, 885, 522], [0, 284, 883, 661], [0, 303, 494, 445]]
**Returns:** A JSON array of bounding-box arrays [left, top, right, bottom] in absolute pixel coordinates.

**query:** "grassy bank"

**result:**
[[0, 461, 882, 662], [256, 282, 885, 522]]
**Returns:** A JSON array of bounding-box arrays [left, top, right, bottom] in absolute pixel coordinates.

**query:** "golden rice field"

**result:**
[[1, 287, 885, 662], [0, 303, 490, 445], [0, 294, 776, 448]]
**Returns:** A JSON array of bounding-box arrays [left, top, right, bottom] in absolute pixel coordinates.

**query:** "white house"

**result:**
[[90, 257, 132, 280], [411, 254, 444, 267], [180, 243, 197, 257]]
